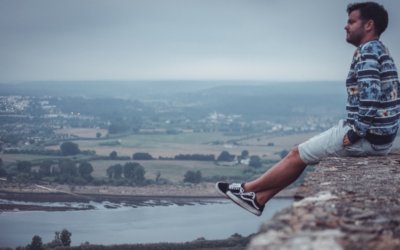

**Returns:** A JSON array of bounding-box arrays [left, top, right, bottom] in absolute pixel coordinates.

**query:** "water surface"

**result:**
[[0, 198, 292, 248]]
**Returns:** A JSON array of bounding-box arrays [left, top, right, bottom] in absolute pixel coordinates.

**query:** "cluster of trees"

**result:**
[[174, 154, 215, 161], [51, 159, 94, 183], [4, 148, 60, 156], [22, 230, 249, 250], [6, 157, 149, 186], [107, 151, 153, 161], [217, 151, 236, 162], [9, 159, 94, 185], [216, 150, 263, 168], [106, 162, 146, 185], [2, 141, 96, 157], [5, 141, 82, 157], [248, 155, 262, 168], [132, 152, 153, 160], [60, 141, 80, 156], [183, 170, 202, 184], [26, 229, 71, 250]]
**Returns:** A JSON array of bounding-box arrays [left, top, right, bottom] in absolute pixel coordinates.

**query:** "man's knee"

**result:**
[[286, 146, 300, 158], [286, 146, 306, 165]]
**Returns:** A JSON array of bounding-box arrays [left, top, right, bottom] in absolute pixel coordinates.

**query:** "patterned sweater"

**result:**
[[346, 39, 400, 144]]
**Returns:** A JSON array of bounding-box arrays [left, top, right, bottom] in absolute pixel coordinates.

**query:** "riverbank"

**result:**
[[4, 233, 252, 250], [0, 182, 295, 211], [64, 234, 252, 250], [248, 149, 400, 250], [0, 191, 222, 212]]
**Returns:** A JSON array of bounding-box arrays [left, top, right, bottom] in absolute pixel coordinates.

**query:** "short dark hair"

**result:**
[[347, 2, 388, 36]]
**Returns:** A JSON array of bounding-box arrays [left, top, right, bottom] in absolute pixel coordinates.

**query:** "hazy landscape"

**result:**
[[0, 80, 345, 184], [0, 80, 345, 248], [2, 80, 398, 249]]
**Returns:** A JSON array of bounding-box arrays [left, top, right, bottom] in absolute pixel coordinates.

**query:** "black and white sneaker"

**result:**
[[227, 190, 264, 216], [215, 182, 244, 197]]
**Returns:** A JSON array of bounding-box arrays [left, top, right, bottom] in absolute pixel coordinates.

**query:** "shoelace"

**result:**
[[228, 183, 244, 193], [242, 191, 256, 198]]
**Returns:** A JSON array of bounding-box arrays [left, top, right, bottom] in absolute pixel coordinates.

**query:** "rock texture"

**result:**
[[248, 150, 400, 250]]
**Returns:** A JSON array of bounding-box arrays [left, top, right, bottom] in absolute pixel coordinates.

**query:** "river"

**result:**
[[0, 198, 292, 248]]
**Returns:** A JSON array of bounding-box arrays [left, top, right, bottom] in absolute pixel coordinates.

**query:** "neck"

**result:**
[[360, 34, 379, 46]]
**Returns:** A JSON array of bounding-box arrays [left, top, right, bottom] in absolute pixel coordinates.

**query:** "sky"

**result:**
[[0, 0, 399, 82]]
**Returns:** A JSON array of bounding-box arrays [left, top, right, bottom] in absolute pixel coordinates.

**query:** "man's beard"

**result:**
[[346, 32, 363, 46]]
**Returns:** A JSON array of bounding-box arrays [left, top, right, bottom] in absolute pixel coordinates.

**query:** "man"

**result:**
[[216, 2, 399, 216]]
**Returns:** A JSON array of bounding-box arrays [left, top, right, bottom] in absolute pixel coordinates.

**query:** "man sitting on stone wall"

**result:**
[[216, 2, 400, 216]]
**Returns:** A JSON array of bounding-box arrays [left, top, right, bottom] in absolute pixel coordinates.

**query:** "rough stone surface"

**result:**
[[247, 150, 400, 250]]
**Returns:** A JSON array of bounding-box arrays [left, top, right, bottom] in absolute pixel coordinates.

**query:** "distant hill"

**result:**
[[0, 80, 346, 119], [0, 80, 344, 97]]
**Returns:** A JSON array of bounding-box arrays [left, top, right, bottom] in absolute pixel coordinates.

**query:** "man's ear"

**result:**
[[364, 19, 375, 33]]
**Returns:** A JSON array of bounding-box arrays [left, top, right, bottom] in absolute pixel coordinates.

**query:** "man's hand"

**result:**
[[343, 134, 352, 146]]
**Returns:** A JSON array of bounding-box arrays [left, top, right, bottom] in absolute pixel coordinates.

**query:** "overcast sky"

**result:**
[[0, 0, 399, 82]]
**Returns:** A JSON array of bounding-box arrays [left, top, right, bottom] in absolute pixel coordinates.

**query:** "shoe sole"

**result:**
[[226, 191, 262, 216], [215, 182, 228, 197]]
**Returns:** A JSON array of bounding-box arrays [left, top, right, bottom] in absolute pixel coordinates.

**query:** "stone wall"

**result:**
[[248, 150, 400, 250]]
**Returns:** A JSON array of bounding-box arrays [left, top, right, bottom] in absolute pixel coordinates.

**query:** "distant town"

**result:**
[[0, 93, 339, 151]]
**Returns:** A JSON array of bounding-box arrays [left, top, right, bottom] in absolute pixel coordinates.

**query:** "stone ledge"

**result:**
[[248, 149, 400, 250]]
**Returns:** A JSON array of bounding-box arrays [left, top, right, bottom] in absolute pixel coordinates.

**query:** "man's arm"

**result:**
[[343, 134, 352, 146], [345, 47, 381, 145]]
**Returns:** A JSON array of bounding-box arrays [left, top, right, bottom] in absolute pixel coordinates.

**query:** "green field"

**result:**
[[0, 154, 60, 166], [89, 159, 254, 183], [0, 152, 262, 184], [60, 131, 315, 160], [77, 132, 242, 148], [2, 131, 315, 184]]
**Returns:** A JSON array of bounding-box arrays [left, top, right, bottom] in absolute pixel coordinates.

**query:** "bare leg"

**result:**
[[243, 146, 307, 205]]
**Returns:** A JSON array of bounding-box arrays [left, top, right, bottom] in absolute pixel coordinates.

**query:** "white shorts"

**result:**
[[298, 120, 392, 165]]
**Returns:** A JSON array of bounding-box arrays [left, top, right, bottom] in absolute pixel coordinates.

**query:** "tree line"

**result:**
[[5, 141, 270, 169], [22, 229, 72, 250], [106, 162, 145, 185], [10, 159, 95, 185], [1, 157, 204, 186], [0, 141, 278, 186], [16, 229, 249, 250]]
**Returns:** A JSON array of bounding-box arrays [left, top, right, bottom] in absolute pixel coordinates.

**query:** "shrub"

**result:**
[[174, 154, 215, 161], [124, 162, 146, 184], [183, 170, 202, 183], [217, 151, 235, 162], [60, 229, 72, 246], [109, 151, 118, 159], [17, 161, 32, 173], [78, 161, 93, 182], [249, 155, 262, 168], [132, 152, 153, 160], [60, 141, 80, 156], [28, 235, 44, 250]]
